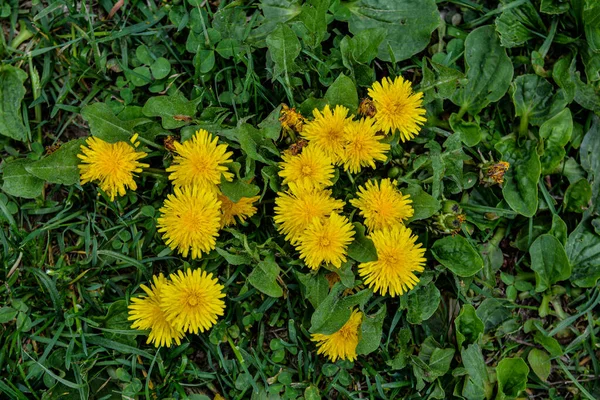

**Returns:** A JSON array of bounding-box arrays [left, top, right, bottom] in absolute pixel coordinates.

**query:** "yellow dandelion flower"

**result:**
[[296, 213, 355, 270], [341, 118, 390, 174], [78, 135, 149, 201], [166, 129, 234, 189], [157, 186, 221, 259], [312, 309, 362, 362], [161, 269, 226, 334], [359, 226, 426, 297], [274, 181, 344, 244], [218, 193, 259, 227], [128, 273, 184, 348], [350, 179, 413, 232], [368, 76, 426, 141], [279, 145, 335, 188], [301, 105, 353, 162]]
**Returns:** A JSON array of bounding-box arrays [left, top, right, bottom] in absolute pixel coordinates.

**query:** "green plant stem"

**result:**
[[519, 115, 529, 137]]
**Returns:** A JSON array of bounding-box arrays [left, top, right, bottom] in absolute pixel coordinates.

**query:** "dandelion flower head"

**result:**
[[312, 309, 362, 362], [157, 186, 221, 259], [358, 225, 426, 297], [166, 129, 234, 189], [368, 76, 426, 141], [78, 134, 148, 201]]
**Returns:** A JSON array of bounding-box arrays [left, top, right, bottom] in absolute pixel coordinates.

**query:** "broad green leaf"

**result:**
[[566, 219, 600, 287], [215, 39, 244, 59], [476, 298, 511, 332], [495, 1, 545, 48], [142, 94, 198, 130], [220, 178, 260, 203], [461, 343, 492, 400], [428, 348, 455, 378], [0, 65, 28, 141], [420, 59, 464, 103], [495, 137, 541, 217], [1, 159, 44, 199], [449, 113, 481, 147], [126, 66, 152, 87], [564, 178, 592, 213], [222, 123, 279, 166], [342, 0, 439, 62], [247, 254, 283, 298], [297, 271, 329, 308], [496, 358, 529, 400], [25, 138, 86, 185], [81, 103, 147, 143], [356, 304, 386, 355], [341, 28, 386, 66], [450, 25, 513, 116], [540, 0, 569, 14], [194, 50, 216, 75], [580, 116, 600, 214], [324, 74, 358, 114], [347, 222, 377, 262], [404, 184, 440, 221], [584, 1, 600, 53], [534, 331, 563, 358], [455, 304, 484, 349], [511, 74, 568, 127], [529, 234, 571, 292], [310, 284, 372, 334], [250, 0, 302, 40], [431, 235, 484, 277], [298, 0, 329, 49], [528, 349, 551, 381], [539, 108, 573, 173], [266, 23, 301, 80], [406, 283, 440, 324]]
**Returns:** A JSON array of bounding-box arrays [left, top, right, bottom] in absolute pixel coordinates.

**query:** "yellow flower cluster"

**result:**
[[128, 269, 225, 347], [277, 77, 427, 362], [78, 129, 257, 345]]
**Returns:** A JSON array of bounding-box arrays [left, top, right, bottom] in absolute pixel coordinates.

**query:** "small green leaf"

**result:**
[[496, 358, 529, 400], [127, 66, 152, 87], [324, 74, 358, 114], [539, 108, 573, 173], [247, 254, 283, 298], [150, 57, 171, 80], [297, 271, 329, 309], [0, 65, 28, 141], [564, 178, 592, 213], [495, 137, 541, 217], [1, 159, 44, 199], [461, 344, 492, 399], [431, 235, 484, 277], [449, 113, 481, 147], [266, 23, 301, 80], [406, 283, 440, 324], [310, 285, 372, 334], [404, 184, 440, 221], [220, 178, 260, 203], [450, 25, 513, 116], [356, 304, 386, 355], [347, 222, 377, 263], [540, 0, 569, 14], [529, 234, 571, 292], [428, 348, 455, 377], [142, 94, 198, 129], [25, 138, 86, 185], [455, 304, 484, 349], [304, 385, 321, 400], [528, 349, 551, 381]]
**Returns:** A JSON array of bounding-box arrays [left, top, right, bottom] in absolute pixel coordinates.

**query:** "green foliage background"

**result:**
[[1, 0, 600, 399]]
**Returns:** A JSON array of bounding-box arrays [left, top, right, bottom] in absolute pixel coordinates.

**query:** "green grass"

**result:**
[[1, 0, 600, 399]]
